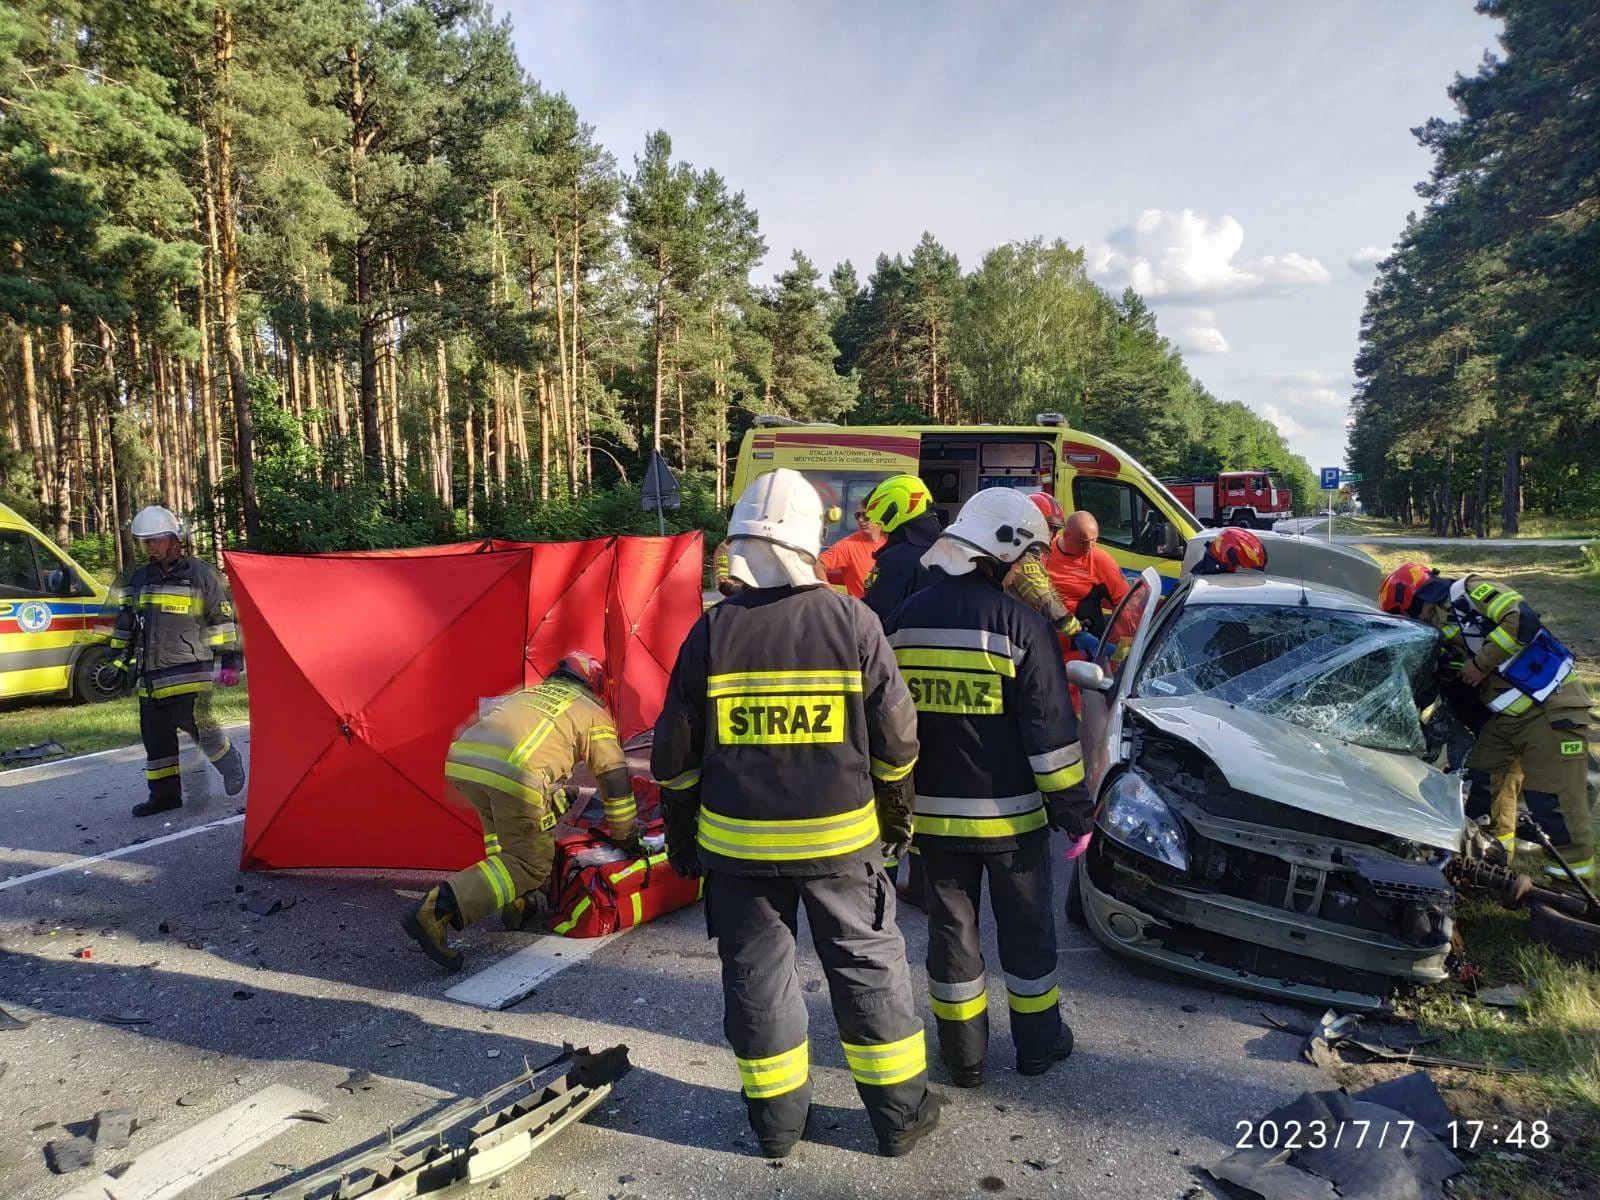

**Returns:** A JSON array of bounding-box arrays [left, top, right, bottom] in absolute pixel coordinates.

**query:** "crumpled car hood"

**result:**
[[1125, 694, 1465, 851]]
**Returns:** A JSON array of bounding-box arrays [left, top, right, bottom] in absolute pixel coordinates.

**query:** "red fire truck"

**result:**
[[1160, 470, 1292, 529]]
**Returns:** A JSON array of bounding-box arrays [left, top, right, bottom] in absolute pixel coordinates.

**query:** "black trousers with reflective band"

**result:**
[[139, 694, 237, 803], [922, 837, 1060, 1071], [706, 864, 930, 1148]]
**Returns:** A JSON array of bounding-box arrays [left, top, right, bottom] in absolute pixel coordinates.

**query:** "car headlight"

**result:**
[[1099, 770, 1188, 871]]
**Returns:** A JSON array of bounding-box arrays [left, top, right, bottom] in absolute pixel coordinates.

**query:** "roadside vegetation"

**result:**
[[0, 687, 251, 770]]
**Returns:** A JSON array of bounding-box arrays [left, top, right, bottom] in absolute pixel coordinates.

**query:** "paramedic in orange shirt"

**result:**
[[1041, 510, 1129, 639], [816, 505, 886, 598]]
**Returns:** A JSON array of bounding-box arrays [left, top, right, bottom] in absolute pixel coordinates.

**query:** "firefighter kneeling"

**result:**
[[884, 488, 1090, 1087], [402, 650, 640, 971], [1380, 563, 1593, 880], [653, 468, 940, 1160]]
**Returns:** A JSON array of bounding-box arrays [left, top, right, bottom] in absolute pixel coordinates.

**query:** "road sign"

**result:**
[[1319, 467, 1341, 490], [640, 448, 680, 535], [1340, 472, 1363, 483]]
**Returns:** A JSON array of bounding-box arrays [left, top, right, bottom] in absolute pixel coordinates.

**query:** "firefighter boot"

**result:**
[[877, 1091, 943, 1159], [1016, 1025, 1075, 1077], [217, 746, 246, 797], [401, 884, 465, 972]]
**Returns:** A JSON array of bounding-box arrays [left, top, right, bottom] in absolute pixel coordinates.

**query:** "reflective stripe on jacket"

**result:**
[[104, 556, 241, 699], [446, 677, 635, 837], [883, 571, 1084, 853], [650, 583, 919, 876], [1432, 575, 1577, 717]]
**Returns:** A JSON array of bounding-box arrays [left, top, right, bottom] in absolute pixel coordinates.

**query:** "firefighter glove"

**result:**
[[662, 792, 703, 879], [1064, 832, 1092, 860], [1045, 788, 1093, 838], [875, 778, 914, 859], [524, 890, 551, 917], [1072, 631, 1099, 657], [218, 667, 241, 688], [605, 829, 646, 858]]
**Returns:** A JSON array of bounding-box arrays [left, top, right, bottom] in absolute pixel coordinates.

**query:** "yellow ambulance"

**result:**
[[729, 414, 1202, 594], [0, 502, 123, 703]]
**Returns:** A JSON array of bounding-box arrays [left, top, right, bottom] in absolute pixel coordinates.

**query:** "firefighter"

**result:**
[[1380, 563, 1592, 879], [105, 505, 245, 817], [861, 474, 943, 622], [817, 504, 885, 598], [1003, 492, 1099, 656], [1191, 527, 1269, 575], [1041, 510, 1129, 639], [401, 650, 640, 971], [652, 468, 940, 1160], [884, 488, 1090, 1088]]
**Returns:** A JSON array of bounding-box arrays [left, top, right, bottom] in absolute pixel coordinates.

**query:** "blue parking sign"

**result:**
[[1320, 467, 1341, 490]]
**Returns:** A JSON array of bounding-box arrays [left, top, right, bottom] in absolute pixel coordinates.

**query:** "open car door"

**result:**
[[1076, 567, 1163, 798]]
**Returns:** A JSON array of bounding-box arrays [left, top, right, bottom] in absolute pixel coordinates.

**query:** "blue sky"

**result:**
[[503, 1, 1502, 474]]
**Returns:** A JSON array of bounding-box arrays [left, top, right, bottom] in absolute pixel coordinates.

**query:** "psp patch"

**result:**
[[1560, 740, 1585, 756], [16, 602, 52, 634], [716, 695, 845, 744]]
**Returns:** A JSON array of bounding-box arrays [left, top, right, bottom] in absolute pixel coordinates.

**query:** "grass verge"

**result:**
[[1333, 513, 1600, 540], [1375, 899, 1600, 1200], [0, 686, 251, 769]]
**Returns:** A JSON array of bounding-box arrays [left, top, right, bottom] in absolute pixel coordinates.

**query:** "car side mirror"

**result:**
[[1158, 523, 1185, 560], [1066, 660, 1110, 692]]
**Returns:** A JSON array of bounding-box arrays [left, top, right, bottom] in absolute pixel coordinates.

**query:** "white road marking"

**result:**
[[446, 930, 627, 1010], [0, 723, 250, 784], [58, 1084, 323, 1200], [0, 814, 243, 892]]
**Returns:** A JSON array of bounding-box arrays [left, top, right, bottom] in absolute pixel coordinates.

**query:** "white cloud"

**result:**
[[1090, 209, 1331, 303], [1184, 325, 1231, 354], [1348, 244, 1389, 274], [1259, 382, 1351, 462]]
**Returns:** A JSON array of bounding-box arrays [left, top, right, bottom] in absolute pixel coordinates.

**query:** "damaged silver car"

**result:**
[[1068, 551, 1479, 1011]]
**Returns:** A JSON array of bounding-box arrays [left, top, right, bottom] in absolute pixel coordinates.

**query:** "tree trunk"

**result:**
[[212, 5, 258, 541], [54, 312, 76, 547], [510, 367, 528, 488], [464, 399, 476, 530], [652, 267, 666, 451], [15, 316, 48, 514], [434, 335, 453, 507], [674, 323, 687, 471], [1500, 442, 1520, 537], [537, 363, 550, 501], [349, 43, 382, 484]]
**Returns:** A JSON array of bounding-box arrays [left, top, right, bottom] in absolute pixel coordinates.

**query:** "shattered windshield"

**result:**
[[1133, 604, 1440, 754]]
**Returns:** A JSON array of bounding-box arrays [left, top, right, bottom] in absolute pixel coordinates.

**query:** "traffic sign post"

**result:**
[[1320, 467, 1342, 541], [640, 448, 681, 536]]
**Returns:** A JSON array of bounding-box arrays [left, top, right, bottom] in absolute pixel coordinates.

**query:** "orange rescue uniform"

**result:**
[[1041, 541, 1129, 628], [818, 530, 886, 599]]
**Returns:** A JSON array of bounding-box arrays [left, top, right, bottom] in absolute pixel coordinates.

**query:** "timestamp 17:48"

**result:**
[[1448, 1120, 1552, 1150]]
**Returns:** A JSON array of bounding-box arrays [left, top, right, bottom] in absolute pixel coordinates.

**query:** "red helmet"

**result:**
[[1206, 527, 1268, 572], [1027, 492, 1066, 532], [556, 649, 608, 698], [1378, 562, 1433, 615]]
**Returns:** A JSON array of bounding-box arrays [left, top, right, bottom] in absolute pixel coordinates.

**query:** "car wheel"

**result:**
[[1529, 901, 1600, 962], [1230, 511, 1254, 528], [72, 646, 129, 704], [1065, 860, 1087, 929]]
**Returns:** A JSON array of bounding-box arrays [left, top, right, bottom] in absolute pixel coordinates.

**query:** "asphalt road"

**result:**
[[1272, 516, 1590, 547], [0, 734, 1326, 1200]]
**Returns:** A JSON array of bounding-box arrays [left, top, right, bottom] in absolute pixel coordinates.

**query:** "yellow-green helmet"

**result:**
[[865, 474, 932, 534]]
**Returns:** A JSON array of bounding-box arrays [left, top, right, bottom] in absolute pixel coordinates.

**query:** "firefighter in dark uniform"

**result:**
[[104, 505, 245, 817], [883, 488, 1090, 1088], [652, 468, 941, 1160], [861, 474, 943, 623]]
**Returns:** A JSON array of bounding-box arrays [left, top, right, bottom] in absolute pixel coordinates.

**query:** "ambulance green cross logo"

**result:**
[[17, 602, 52, 633]]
